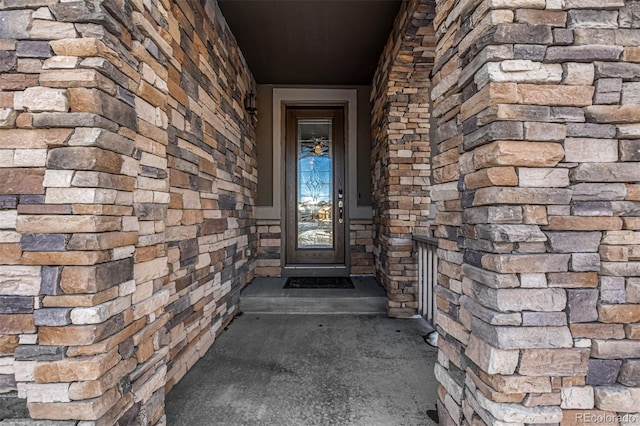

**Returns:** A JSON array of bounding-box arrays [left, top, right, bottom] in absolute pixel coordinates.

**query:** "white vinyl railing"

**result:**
[[415, 236, 438, 325]]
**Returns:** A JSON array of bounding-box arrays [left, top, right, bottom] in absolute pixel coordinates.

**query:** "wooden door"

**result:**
[[285, 107, 345, 265]]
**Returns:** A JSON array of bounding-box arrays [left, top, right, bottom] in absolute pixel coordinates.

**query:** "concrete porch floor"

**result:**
[[165, 313, 438, 425]]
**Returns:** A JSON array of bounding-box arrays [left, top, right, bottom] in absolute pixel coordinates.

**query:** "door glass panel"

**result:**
[[297, 119, 333, 249]]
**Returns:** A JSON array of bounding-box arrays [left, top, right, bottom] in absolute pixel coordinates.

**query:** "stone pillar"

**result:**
[[0, 0, 256, 423], [371, 0, 435, 318], [432, 0, 640, 423]]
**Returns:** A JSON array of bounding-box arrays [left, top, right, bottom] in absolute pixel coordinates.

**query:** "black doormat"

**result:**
[[284, 277, 354, 289]]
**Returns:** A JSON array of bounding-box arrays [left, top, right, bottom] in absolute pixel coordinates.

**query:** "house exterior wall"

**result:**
[[429, 0, 640, 423], [0, 0, 256, 423], [371, 0, 435, 318]]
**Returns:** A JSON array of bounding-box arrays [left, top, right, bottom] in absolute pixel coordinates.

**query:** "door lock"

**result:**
[[338, 200, 344, 224]]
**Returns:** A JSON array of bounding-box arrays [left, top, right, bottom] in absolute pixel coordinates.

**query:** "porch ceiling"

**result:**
[[216, 0, 402, 85]]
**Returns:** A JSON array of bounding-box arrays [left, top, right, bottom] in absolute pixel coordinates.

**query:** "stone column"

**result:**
[[371, 0, 435, 317], [432, 0, 640, 423]]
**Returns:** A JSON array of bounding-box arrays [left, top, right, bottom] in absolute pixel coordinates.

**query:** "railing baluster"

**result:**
[[413, 236, 438, 326]]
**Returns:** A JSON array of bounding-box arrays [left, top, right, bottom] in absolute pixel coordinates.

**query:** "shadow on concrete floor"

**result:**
[[166, 314, 438, 426]]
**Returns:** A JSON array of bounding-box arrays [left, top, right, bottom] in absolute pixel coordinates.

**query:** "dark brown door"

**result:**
[[285, 107, 345, 265]]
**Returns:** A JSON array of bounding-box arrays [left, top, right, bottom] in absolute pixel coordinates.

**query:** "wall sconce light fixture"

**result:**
[[244, 92, 257, 116]]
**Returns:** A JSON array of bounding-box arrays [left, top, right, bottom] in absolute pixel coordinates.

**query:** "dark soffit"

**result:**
[[217, 0, 403, 85]]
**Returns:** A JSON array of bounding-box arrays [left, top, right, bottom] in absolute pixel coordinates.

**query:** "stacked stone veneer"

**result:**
[[371, 0, 435, 317], [430, 0, 640, 423], [255, 219, 281, 276], [0, 0, 256, 423], [350, 219, 375, 275], [254, 220, 374, 277]]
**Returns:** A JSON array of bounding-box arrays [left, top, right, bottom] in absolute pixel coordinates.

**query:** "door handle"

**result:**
[[338, 200, 344, 224]]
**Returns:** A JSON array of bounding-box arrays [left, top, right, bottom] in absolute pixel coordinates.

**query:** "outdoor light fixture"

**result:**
[[244, 92, 257, 116]]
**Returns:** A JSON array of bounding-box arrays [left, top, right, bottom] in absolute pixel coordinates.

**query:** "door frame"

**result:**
[[258, 88, 371, 277], [284, 107, 346, 269]]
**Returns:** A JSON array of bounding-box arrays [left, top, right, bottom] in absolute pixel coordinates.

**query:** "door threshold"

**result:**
[[283, 264, 348, 277]]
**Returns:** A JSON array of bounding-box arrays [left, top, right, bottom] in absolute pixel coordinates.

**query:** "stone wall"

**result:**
[[431, 0, 640, 423], [0, 0, 256, 423], [255, 219, 374, 277], [371, 0, 435, 317], [350, 219, 375, 275], [256, 219, 281, 277]]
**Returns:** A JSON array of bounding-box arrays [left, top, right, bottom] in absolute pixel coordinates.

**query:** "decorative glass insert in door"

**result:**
[[297, 119, 333, 249]]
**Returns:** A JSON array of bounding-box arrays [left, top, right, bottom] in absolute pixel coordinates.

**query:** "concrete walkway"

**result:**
[[166, 314, 438, 426]]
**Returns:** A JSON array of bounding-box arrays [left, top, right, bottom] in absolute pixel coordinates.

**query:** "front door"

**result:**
[[285, 107, 345, 267]]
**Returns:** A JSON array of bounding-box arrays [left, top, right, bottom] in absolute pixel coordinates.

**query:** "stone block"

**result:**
[[571, 253, 600, 272], [15, 345, 65, 362], [20, 234, 66, 252], [519, 168, 569, 187], [567, 289, 598, 323], [519, 349, 589, 376], [475, 391, 562, 423], [596, 62, 640, 79], [567, 123, 616, 139], [562, 63, 595, 85], [522, 312, 567, 326], [561, 386, 594, 410], [621, 82, 640, 104], [564, 138, 618, 163], [474, 141, 564, 168], [0, 265, 41, 296], [0, 314, 35, 334], [620, 140, 640, 162], [38, 314, 124, 346], [618, 360, 640, 387], [600, 276, 625, 303], [546, 46, 623, 62], [572, 201, 613, 216], [0, 169, 45, 195], [482, 373, 552, 396], [601, 261, 640, 276], [466, 334, 519, 375], [27, 386, 119, 421], [473, 284, 566, 312], [47, 147, 123, 174], [475, 224, 546, 243], [68, 128, 135, 156], [0, 296, 33, 314], [598, 304, 640, 324], [465, 167, 518, 189], [14, 87, 68, 113], [478, 62, 562, 86], [61, 258, 133, 294], [546, 232, 601, 253], [482, 253, 570, 274], [586, 359, 622, 386], [628, 278, 640, 303], [592, 339, 640, 359], [474, 187, 571, 206], [547, 216, 623, 231], [461, 264, 519, 288], [594, 386, 640, 413], [472, 317, 573, 350], [571, 183, 626, 201], [0, 10, 32, 39], [0, 51, 16, 73], [33, 308, 71, 327], [29, 19, 77, 40], [517, 84, 595, 107], [586, 105, 640, 124]]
